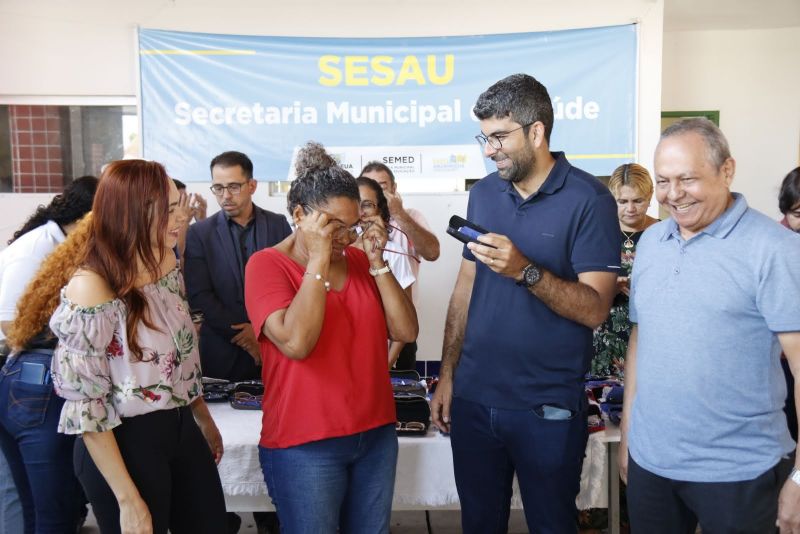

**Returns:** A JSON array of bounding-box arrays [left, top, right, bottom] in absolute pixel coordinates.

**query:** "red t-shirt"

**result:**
[[244, 246, 396, 448]]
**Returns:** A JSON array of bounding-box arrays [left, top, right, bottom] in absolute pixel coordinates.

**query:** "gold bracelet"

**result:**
[[304, 272, 331, 292]]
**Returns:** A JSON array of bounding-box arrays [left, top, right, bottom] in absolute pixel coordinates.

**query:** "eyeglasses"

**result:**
[[301, 204, 364, 240], [360, 200, 377, 211], [333, 223, 364, 240], [396, 421, 427, 433], [209, 182, 248, 196], [475, 122, 535, 150]]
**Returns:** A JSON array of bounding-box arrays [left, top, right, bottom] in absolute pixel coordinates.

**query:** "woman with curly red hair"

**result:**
[[45, 160, 226, 534], [0, 176, 97, 534]]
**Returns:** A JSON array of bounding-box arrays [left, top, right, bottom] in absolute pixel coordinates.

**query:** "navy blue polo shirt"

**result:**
[[454, 152, 621, 411]]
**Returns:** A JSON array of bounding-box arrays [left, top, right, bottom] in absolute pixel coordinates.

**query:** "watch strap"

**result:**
[[369, 263, 392, 277]]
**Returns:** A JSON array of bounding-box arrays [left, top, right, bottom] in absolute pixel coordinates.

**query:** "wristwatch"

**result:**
[[790, 467, 800, 487], [517, 263, 542, 288], [369, 263, 392, 277]]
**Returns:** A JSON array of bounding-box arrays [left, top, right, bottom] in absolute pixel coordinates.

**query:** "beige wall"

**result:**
[[661, 27, 800, 218]]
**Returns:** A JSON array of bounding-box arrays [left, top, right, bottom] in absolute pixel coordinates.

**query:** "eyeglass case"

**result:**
[[390, 370, 430, 436]]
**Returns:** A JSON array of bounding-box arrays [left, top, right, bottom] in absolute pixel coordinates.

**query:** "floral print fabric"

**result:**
[[49, 268, 203, 434], [590, 231, 641, 379]]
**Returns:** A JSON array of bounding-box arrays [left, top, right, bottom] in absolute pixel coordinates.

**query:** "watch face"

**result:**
[[524, 264, 541, 286]]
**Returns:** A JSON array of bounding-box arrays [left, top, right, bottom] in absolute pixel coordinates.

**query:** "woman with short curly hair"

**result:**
[[245, 141, 418, 533]]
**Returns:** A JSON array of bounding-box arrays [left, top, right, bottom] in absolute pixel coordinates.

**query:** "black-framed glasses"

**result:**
[[475, 121, 535, 150], [209, 182, 248, 196]]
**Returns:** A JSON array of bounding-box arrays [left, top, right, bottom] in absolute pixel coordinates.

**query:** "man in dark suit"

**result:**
[[185, 151, 292, 381]]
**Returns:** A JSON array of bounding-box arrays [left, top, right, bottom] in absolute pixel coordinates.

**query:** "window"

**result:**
[[0, 105, 138, 193]]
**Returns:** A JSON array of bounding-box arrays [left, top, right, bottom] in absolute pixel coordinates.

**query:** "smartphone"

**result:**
[[19, 361, 50, 385], [446, 215, 496, 248], [535, 404, 574, 420]]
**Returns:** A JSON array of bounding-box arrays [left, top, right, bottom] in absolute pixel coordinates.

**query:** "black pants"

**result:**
[[627, 453, 792, 534], [394, 340, 417, 371], [74, 406, 227, 534]]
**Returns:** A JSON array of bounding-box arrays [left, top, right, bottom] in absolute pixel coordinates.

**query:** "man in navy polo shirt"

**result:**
[[430, 73, 621, 532], [619, 118, 800, 532]]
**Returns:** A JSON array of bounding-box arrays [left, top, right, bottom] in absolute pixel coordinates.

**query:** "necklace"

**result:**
[[622, 230, 636, 250]]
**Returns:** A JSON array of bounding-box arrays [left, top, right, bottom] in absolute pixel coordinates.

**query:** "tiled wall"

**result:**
[[9, 105, 64, 192]]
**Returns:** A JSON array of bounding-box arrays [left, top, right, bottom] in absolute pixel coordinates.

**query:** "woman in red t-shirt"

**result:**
[[244, 142, 418, 534]]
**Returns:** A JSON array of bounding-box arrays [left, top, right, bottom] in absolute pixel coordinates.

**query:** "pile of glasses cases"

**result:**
[[201, 378, 264, 410], [390, 370, 430, 436]]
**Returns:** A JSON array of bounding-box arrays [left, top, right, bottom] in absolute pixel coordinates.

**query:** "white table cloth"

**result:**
[[208, 403, 620, 512]]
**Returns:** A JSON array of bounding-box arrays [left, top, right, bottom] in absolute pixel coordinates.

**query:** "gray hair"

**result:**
[[473, 73, 554, 143], [660, 118, 731, 170]]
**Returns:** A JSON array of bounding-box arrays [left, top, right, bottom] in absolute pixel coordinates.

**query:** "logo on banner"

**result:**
[[432, 154, 468, 172], [330, 153, 356, 171], [381, 154, 419, 176]]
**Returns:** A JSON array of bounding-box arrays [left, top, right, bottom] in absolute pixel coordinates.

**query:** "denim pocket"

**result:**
[[8, 378, 52, 428]]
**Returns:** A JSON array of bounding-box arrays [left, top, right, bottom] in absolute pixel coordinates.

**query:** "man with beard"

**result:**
[[430, 73, 621, 533]]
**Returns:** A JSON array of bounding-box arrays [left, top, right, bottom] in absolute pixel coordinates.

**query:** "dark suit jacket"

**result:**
[[184, 204, 292, 380]]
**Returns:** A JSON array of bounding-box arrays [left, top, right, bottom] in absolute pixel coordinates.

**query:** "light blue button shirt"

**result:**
[[629, 193, 800, 482]]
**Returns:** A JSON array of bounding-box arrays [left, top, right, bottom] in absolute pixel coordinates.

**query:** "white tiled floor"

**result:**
[[82, 509, 532, 533]]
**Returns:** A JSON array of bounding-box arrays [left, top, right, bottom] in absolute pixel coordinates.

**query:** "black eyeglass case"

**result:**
[[390, 370, 430, 436]]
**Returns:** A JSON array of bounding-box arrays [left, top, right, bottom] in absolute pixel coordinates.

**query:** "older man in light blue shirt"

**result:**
[[620, 118, 800, 533]]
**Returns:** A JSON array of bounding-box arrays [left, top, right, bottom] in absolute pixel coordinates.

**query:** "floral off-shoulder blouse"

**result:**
[[49, 268, 203, 434]]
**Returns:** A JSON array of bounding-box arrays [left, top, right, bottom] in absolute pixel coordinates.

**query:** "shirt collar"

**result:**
[[223, 208, 255, 229], [497, 151, 570, 198], [660, 192, 747, 242]]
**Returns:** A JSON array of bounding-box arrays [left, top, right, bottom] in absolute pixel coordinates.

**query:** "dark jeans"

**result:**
[[74, 405, 227, 534], [0, 350, 85, 534], [259, 424, 398, 534], [782, 358, 797, 441], [394, 341, 417, 372], [627, 453, 792, 533], [450, 396, 588, 534]]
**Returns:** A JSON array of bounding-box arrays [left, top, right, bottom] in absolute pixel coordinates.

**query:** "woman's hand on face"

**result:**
[[119, 495, 152, 534], [359, 215, 388, 266], [299, 209, 334, 260]]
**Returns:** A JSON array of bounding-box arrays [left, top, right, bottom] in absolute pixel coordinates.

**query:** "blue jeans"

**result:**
[[0, 351, 84, 534], [0, 448, 23, 534], [450, 396, 588, 534], [259, 424, 398, 534]]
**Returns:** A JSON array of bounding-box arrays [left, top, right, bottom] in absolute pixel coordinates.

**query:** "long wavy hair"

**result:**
[[9, 175, 98, 244], [82, 160, 171, 360], [6, 214, 94, 350]]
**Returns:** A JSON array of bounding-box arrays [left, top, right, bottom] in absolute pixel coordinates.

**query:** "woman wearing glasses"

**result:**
[[356, 176, 419, 369], [244, 141, 418, 534]]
